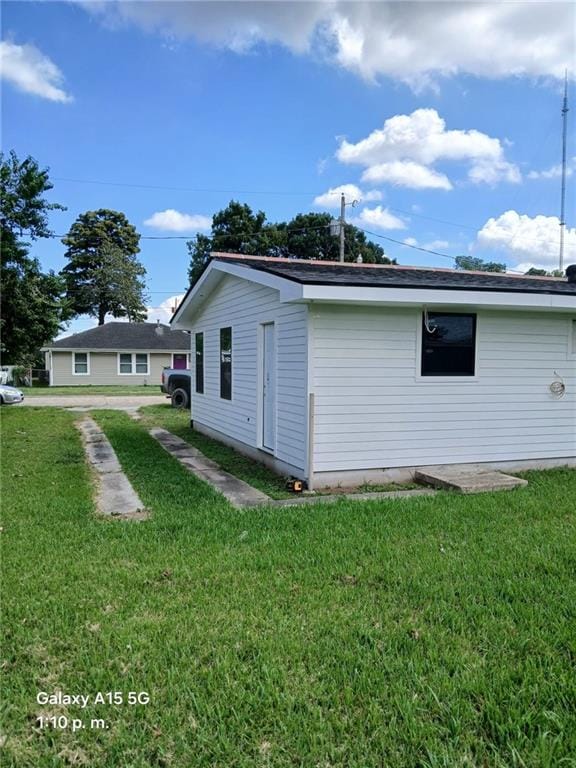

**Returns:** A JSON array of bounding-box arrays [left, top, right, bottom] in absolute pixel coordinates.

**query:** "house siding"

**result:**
[[51, 351, 172, 386], [191, 274, 309, 472], [311, 306, 576, 472]]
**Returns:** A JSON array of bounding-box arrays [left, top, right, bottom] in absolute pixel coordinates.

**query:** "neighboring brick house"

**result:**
[[42, 322, 190, 386]]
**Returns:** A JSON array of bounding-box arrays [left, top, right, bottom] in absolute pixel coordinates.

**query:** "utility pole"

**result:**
[[559, 70, 569, 273], [339, 193, 346, 262]]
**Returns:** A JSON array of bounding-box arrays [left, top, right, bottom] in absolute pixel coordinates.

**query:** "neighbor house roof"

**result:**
[[209, 254, 576, 296], [44, 322, 190, 351]]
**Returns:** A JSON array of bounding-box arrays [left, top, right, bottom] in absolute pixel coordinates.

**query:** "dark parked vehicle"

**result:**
[[161, 368, 191, 408]]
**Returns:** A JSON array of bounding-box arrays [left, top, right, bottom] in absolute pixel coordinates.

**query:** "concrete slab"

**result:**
[[415, 468, 528, 494], [76, 417, 148, 520], [271, 488, 436, 507], [149, 428, 270, 509]]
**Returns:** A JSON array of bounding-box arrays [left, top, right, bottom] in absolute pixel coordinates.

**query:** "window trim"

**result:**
[[220, 327, 232, 400], [569, 318, 576, 359], [195, 332, 204, 394], [117, 352, 150, 376], [416, 311, 479, 381], [72, 351, 90, 376]]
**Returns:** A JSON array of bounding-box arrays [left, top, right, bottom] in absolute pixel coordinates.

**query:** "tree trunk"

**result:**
[[98, 306, 106, 325]]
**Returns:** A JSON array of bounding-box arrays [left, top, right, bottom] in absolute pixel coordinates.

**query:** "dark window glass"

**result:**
[[421, 313, 476, 376], [220, 327, 232, 400], [195, 333, 204, 394]]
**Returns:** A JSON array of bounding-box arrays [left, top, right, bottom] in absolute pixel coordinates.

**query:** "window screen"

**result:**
[[74, 353, 88, 374], [119, 353, 133, 374], [220, 327, 232, 400], [421, 313, 476, 376], [135, 354, 148, 374], [195, 333, 204, 394]]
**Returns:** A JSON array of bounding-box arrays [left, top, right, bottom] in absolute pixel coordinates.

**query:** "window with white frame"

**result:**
[[118, 353, 149, 375], [73, 352, 89, 375]]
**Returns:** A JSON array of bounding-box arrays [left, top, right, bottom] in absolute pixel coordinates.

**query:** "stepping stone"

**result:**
[[415, 468, 528, 494]]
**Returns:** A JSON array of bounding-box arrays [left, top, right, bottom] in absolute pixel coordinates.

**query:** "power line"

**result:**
[[53, 176, 327, 198], [354, 226, 528, 274]]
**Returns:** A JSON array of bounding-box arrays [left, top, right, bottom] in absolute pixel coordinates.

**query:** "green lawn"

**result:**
[[140, 405, 297, 499], [138, 405, 419, 499], [24, 385, 164, 397], [2, 407, 576, 767]]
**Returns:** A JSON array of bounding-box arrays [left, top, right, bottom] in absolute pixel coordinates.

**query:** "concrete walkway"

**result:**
[[20, 395, 167, 409], [150, 427, 271, 508], [150, 427, 438, 509], [77, 418, 149, 520]]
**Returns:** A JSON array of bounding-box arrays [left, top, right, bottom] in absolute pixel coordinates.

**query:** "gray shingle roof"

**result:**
[[47, 322, 190, 350], [214, 256, 576, 296]]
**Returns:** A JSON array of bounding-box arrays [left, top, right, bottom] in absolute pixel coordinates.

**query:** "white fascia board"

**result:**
[[298, 285, 576, 311], [171, 260, 303, 328]]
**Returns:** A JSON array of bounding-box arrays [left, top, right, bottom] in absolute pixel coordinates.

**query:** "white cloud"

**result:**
[[144, 209, 212, 232], [80, 2, 574, 86], [403, 236, 450, 251], [362, 160, 453, 190], [468, 158, 521, 185], [528, 157, 576, 180], [0, 41, 72, 102], [351, 205, 406, 231], [424, 239, 450, 251], [147, 295, 185, 325], [476, 210, 576, 266], [313, 184, 382, 208], [338, 108, 520, 188]]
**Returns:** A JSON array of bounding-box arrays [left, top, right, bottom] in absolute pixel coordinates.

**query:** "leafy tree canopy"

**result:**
[[525, 267, 564, 277], [61, 209, 148, 325], [0, 150, 65, 242], [0, 152, 69, 364], [454, 255, 506, 273], [188, 201, 393, 284]]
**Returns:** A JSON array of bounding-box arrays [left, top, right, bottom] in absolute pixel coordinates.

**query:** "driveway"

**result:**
[[18, 395, 168, 410]]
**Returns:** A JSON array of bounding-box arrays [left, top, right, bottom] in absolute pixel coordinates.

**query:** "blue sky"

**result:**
[[2, 1, 575, 333]]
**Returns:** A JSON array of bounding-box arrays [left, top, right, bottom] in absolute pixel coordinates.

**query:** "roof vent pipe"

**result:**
[[566, 265, 576, 283]]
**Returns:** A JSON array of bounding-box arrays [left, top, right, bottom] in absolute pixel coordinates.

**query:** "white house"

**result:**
[[171, 254, 576, 489]]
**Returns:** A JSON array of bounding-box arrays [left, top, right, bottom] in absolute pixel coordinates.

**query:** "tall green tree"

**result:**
[[454, 255, 506, 272], [281, 212, 391, 264], [525, 267, 564, 277], [61, 209, 148, 325], [0, 151, 69, 364], [187, 201, 393, 284]]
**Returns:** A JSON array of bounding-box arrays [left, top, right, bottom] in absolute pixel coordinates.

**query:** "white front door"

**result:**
[[262, 323, 276, 452]]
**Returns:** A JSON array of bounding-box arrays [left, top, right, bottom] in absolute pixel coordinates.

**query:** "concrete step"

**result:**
[[415, 468, 528, 494]]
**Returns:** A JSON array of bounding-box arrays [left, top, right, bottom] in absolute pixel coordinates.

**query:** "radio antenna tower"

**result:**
[[559, 70, 569, 272]]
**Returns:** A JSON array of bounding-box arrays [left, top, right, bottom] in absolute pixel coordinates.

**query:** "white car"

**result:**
[[0, 385, 24, 405]]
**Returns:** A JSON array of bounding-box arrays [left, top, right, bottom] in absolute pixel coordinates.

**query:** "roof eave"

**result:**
[[171, 258, 303, 328], [299, 284, 576, 310]]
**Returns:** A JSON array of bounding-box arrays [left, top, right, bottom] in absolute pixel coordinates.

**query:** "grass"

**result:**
[[24, 385, 164, 397], [139, 405, 294, 499], [139, 405, 419, 499], [2, 407, 576, 767]]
